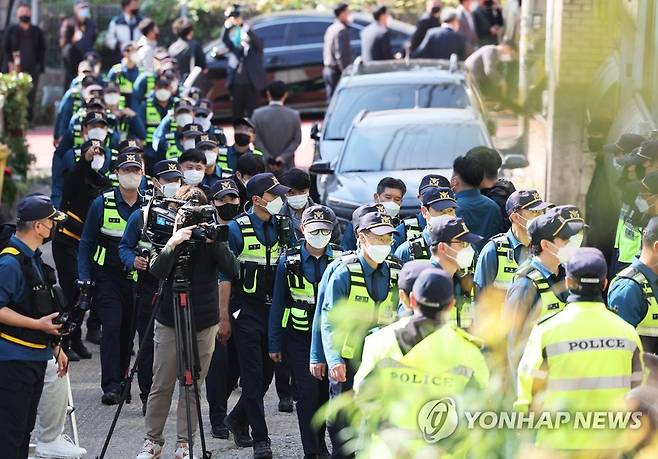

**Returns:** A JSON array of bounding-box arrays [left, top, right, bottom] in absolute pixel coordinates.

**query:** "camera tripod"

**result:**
[[97, 245, 211, 459]]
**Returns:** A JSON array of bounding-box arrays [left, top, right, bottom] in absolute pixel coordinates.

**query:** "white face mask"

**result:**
[[155, 89, 171, 102], [204, 150, 218, 165], [90, 154, 105, 171], [448, 245, 475, 270], [305, 231, 331, 249], [183, 169, 204, 186], [264, 196, 284, 215], [118, 172, 142, 190], [554, 234, 583, 264], [87, 127, 107, 142], [381, 200, 400, 217], [429, 214, 452, 229], [182, 138, 196, 151], [287, 194, 309, 210], [160, 182, 180, 198], [104, 93, 120, 106], [195, 116, 212, 131], [366, 243, 391, 264], [129, 52, 141, 65], [176, 113, 194, 128]]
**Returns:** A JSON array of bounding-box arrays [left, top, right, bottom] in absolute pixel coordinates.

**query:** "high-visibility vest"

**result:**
[[612, 267, 658, 337], [491, 233, 520, 289], [282, 245, 342, 332], [514, 264, 566, 321], [236, 214, 280, 300], [339, 254, 400, 359], [402, 216, 422, 243], [515, 301, 644, 450], [145, 100, 163, 145], [218, 148, 263, 176], [111, 64, 133, 95], [613, 204, 642, 264], [92, 190, 129, 269]]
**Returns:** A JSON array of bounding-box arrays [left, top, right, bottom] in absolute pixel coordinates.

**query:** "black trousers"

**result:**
[[0, 359, 47, 459], [328, 360, 356, 459], [229, 303, 274, 442], [274, 359, 293, 400], [52, 238, 85, 344], [322, 67, 341, 103], [284, 329, 329, 456], [230, 83, 259, 120], [206, 327, 240, 427], [94, 267, 136, 394], [135, 274, 159, 402]]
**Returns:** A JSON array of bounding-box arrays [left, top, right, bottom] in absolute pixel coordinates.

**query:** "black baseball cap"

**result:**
[[505, 189, 551, 216], [114, 152, 143, 170], [398, 261, 432, 294], [352, 203, 386, 231], [181, 123, 203, 138], [603, 133, 646, 156], [153, 160, 182, 181], [83, 111, 108, 126], [429, 217, 482, 246], [210, 178, 240, 200], [84, 97, 106, 111], [626, 171, 658, 196], [302, 205, 336, 232], [195, 106, 211, 117], [421, 187, 457, 212], [17, 193, 66, 222], [412, 268, 455, 309], [196, 133, 218, 149], [565, 247, 607, 284], [358, 212, 396, 236], [620, 140, 658, 166], [198, 98, 213, 112], [528, 205, 588, 242], [118, 138, 143, 154], [233, 117, 255, 130], [175, 100, 194, 114], [419, 174, 450, 194], [246, 173, 290, 197]]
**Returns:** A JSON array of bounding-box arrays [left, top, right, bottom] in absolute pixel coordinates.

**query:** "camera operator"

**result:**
[[0, 194, 68, 458], [137, 185, 238, 459], [78, 152, 146, 405], [119, 159, 183, 415]]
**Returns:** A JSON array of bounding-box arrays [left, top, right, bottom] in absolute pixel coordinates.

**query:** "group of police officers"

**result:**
[[1, 26, 658, 459]]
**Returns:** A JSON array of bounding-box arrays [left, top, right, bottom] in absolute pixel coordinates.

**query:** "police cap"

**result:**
[[114, 152, 143, 170], [565, 247, 607, 284], [358, 212, 397, 236], [528, 205, 587, 243], [83, 111, 108, 126], [412, 268, 455, 309], [246, 173, 290, 198], [603, 133, 646, 155], [210, 178, 240, 200], [398, 260, 432, 294], [429, 216, 482, 246], [421, 187, 457, 212], [505, 189, 551, 216], [118, 138, 144, 154], [153, 160, 182, 181], [17, 193, 66, 223], [302, 205, 336, 232], [418, 174, 450, 194]]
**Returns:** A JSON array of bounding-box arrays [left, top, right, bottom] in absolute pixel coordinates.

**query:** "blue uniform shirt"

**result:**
[[152, 114, 174, 153], [132, 97, 173, 159], [340, 222, 357, 252], [505, 257, 567, 319], [268, 244, 336, 354], [131, 72, 155, 111], [310, 257, 345, 364], [319, 254, 391, 369], [226, 145, 257, 173], [107, 64, 140, 85], [0, 236, 53, 361], [119, 208, 144, 271], [474, 229, 527, 292], [455, 188, 502, 248], [201, 167, 223, 191], [394, 229, 431, 263], [608, 258, 658, 327], [78, 188, 144, 281], [392, 212, 426, 249]]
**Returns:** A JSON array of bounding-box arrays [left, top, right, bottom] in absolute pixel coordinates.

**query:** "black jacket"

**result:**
[[1, 23, 46, 74], [409, 13, 440, 53], [360, 23, 393, 63], [411, 26, 467, 61]]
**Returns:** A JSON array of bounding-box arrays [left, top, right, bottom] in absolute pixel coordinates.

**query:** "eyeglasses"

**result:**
[[308, 229, 331, 236], [449, 240, 469, 249]]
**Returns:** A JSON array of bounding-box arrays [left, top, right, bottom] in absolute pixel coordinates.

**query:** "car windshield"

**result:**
[[339, 123, 488, 172], [324, 83, 469, 140]]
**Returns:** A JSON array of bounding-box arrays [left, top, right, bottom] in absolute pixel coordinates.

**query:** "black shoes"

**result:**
[[278, 397, 294, 413], [211, 424, 229, 439], [86, 327, 101, 345], [71, 339, 92, 359], [101, 392, 122, 405], [224, 415, 253, 447], [65, 346, 81, 362], [253, 439, 272, 459]]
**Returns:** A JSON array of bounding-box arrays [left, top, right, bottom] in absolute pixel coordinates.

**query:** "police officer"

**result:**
[[54, 74, 101, 144], [118, 159, 182, 414], [0, 194, 68, 459], [394, 187, 458, 262], [107, 41, 140, 109], [158, 122, 204, 163], [393, 173, 450, 248], [268, 205, 339, 458], [104, 81, 136, 142], [78, 152, 145, 404], [319, 211, 401, 458], [233, 153, 266, 209], [505, 205, 587, 369], [131, 52, 177, 110], [339, 203, 385, 252], [224, 172, 290, 458], [220, 117, 263, 177], [178, 148, 207, 188], [279, 168, 315, 244], [197, 133, 224, 191], [474, 189, 550, 293], [609, 216, 658, 354], [151, 99, 194, 162], [515, 247, 644, 451]]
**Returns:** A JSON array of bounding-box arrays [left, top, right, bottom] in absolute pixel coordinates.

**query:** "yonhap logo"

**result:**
[[417, 397, 459, 443]]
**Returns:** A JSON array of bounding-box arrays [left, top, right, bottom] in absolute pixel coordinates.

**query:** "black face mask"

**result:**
[[131, 7, 140, 15], [234, 133, 251, 147], [216, 203, 240, 221], [430, 6, 441, 15], [19, 15, 31, 23]]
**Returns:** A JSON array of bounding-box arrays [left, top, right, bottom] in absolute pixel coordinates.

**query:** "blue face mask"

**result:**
[[79, 7, 91, 19]]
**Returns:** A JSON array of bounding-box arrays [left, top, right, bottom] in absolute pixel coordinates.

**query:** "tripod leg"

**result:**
[[184, 384, 195, 459], [193, 376, 211, 458]]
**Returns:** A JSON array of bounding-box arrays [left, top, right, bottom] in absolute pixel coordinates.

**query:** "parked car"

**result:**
[[312, 58, 495, 163], [200, 10, 413, 119], [310, 107, 524, 225]]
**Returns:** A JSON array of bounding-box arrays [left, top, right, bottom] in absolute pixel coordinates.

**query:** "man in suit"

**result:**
[[412, 8, 467, 61], [251, 80, 302, 173], [360, 6, 393, 63], [409, 0, 442, 54], [222, 5, 267, 119], [473, 0, 504, 47], [457, 0, 478, 54], [322, 3, 352, 101]]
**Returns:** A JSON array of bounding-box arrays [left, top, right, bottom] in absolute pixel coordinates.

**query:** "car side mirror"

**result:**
[[309, 160, 334, 175], [501, 154, 529, 170], [310, 122, 321, 142]]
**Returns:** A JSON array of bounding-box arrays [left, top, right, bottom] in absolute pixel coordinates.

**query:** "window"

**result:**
[[290, 21, 331, 46], [348, 25, 362, 41], [255, 23, 288, 48]]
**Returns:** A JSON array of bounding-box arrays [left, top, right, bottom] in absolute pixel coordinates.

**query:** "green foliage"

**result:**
[[0, 73, 35, 205]]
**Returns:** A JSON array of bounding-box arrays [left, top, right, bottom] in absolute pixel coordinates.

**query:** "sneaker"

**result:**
[[224, 414, 253, 447], [253, 439, 273, 459], [35, 434, 87, 458], [136, 439, 162, 459], [174, 442, 198, 459], [278, 396, 294, 413]]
